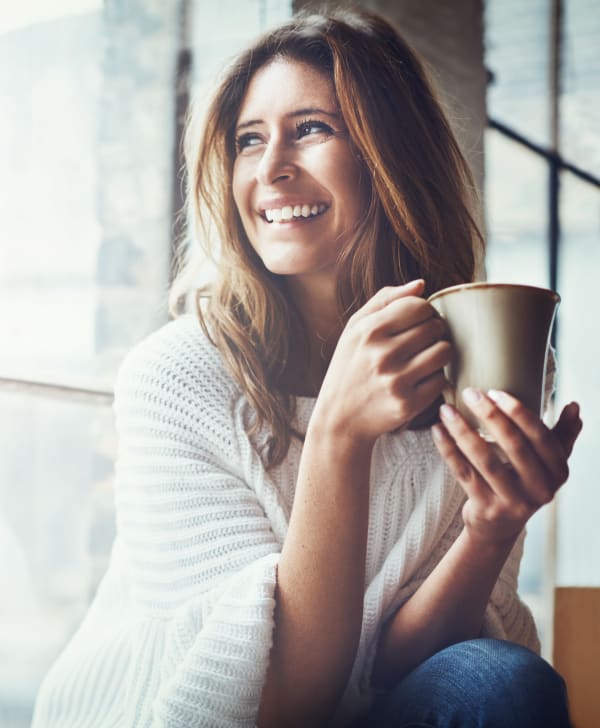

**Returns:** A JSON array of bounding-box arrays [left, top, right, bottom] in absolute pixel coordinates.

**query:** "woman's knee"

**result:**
[[438, 638, 571, 725], [366, 639, 571, 727], [465, 639, 565, 693]]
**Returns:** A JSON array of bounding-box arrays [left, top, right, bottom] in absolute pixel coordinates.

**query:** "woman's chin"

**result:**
[[261, 257, 331, 279], [260, 259, 299, 276]]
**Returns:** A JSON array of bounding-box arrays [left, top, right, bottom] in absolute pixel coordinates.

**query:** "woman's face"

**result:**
[[232, 58, 367, 283]]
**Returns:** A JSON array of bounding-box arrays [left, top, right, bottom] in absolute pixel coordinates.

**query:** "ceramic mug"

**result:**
[[428, 282, 560, 435]]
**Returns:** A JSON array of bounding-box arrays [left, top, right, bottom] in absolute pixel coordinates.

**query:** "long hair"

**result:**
[[170, 8, 483, 467]]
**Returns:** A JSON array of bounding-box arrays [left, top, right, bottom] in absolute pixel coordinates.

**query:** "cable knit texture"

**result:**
[[32, 315, 539, 728]]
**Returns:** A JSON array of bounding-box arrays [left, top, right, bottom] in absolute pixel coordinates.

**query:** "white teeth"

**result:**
[[263, 204, 327, 222]]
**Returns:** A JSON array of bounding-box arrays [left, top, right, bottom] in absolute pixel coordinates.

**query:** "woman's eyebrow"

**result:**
[[235, 107, 341, 133], [288, 107, 341, 119]]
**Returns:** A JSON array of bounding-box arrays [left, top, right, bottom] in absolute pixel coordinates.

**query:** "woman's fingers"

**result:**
[[431, 422, 491, 503], [404, 339, 452, 385], [438, 400, 524, 504], [387, 316, 448, 363], [410, 370, 447, 415], [457, 390, 561, 506], [486, 391, 580, 485], [386, 339, 451, 415], [551, 401, 583, 458], [356, 282, 452, 386], [373, 296, 437, 337], [356, 280, 425, 319]]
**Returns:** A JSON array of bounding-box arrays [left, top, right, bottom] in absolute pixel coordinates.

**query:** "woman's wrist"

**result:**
[[458, 523, 519, 564], [308, 398, 376, 463]]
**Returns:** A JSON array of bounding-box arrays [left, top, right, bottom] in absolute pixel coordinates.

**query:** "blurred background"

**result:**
[[0, 1, 598, 726]]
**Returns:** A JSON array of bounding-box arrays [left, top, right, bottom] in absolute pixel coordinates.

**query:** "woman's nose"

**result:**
[[256, 140, 297, 185]]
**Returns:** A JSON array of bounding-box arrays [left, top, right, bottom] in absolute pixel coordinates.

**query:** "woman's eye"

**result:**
[[295, 119, 334, 139], [236, 133, 262, 152]]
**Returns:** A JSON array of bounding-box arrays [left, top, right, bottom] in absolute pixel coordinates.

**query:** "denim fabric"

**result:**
[[352, 638, 571, 727]]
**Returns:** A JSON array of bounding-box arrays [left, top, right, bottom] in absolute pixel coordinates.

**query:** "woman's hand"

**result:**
[[314, 279, 451, 447], [432, 389, 583, 545]]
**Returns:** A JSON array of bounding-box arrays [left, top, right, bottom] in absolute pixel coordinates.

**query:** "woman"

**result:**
[[33, 8, 582, 728]]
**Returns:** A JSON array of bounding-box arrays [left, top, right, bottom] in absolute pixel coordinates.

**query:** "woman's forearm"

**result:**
[[372, 526, 517, 688], [258, 417, 373, 727]]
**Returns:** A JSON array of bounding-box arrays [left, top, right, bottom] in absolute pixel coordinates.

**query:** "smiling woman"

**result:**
[[184, 8, 485, 463], [32, 7, 581, 728]]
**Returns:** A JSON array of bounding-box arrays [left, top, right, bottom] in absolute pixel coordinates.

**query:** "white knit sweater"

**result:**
[[32, 314, 539, 728]]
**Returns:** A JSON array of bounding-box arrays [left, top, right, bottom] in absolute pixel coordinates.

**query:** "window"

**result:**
[[485, 0, 600, 654], [0, 2, 292, 724], [0, 0, 179, 726]]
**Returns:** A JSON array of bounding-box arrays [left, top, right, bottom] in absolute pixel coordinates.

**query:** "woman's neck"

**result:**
[[282, 274, 343, 397]]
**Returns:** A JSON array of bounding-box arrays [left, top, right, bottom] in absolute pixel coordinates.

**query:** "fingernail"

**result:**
[[488, 389, 506, 404], [462, 387, 482, 407], [402, 278, 424, 289], [440, 404, 457, 421], [431, 424, 444, 442]]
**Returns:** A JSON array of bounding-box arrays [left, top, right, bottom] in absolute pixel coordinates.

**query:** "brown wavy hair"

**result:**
[[170, 8, 483, 467]]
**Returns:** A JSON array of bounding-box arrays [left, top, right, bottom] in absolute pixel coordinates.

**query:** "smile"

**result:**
[[263, 204, 327, 223]]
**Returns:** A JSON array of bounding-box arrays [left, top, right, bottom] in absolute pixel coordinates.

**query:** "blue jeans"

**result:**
[[352, 638, 572, 727]]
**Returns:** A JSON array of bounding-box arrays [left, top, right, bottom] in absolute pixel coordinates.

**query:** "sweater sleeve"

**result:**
[[113, 318, 280, 727]]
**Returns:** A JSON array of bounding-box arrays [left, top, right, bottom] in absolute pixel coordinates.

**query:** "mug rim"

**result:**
[[428, 281, 561, 305]]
